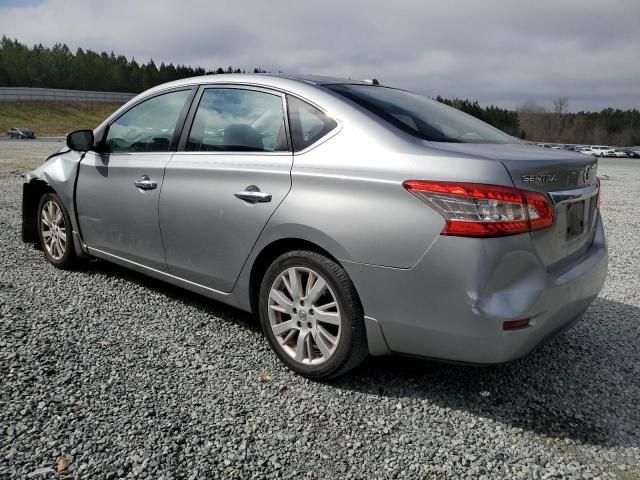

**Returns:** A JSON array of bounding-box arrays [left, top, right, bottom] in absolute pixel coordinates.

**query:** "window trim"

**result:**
[[285, 94, 341, 154], [96, 86, 196, 154], [176, 84, 292, 155]]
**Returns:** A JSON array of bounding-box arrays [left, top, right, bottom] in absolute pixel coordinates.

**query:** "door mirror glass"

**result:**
[[66, 129, 94, 152]]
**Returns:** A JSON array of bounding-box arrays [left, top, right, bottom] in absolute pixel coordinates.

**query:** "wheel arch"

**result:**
[[245, 235, 390, 359], [248, 237, 344, 315], [22, 178, 55, 243]]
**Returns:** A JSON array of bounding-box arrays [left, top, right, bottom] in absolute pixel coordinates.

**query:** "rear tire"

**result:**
[[259, 250, 368, 379], [37, 193, 78, 269]]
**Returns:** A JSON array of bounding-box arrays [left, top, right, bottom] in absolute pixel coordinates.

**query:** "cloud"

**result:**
[[1, 0, 638, 111]]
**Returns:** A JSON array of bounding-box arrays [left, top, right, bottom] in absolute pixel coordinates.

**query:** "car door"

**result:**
[[160, 86, 293, 292], [76, 88, 193, 270]]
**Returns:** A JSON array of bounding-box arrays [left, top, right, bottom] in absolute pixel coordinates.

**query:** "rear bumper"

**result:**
[[344, 213, 608, 363]]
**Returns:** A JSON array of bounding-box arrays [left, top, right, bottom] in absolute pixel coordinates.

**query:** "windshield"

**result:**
[[327, 84, 514, 144]]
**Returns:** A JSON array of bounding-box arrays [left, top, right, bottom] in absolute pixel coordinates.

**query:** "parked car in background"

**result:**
[[577, 147, 597, 156], [622, 147, 640, 158], [538, 143, 636, 158], [611, 150, 629, 158], [564, 145, 587, 152], [21, 74, 607, 378], [7, 127, 36, 139], [590, 146, 615, 157]]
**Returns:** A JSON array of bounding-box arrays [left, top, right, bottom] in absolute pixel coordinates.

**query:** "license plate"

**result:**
[[566, 200, 586, 239]]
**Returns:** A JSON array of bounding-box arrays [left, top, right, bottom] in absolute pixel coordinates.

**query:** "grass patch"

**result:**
[[0, 101, 122, 137]]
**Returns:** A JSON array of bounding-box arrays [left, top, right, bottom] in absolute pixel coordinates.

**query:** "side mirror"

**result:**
[[66, 129, 94, 152]]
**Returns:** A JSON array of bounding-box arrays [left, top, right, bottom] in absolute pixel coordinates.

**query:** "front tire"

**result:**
[[37, 193, 77, 269], [259, 250, 368, 379]]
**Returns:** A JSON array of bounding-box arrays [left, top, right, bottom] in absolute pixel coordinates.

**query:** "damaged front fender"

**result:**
[[22, 149, 87, 256]]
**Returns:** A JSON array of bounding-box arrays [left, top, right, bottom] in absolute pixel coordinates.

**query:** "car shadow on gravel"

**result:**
[[76, 257, 262, 333], [333, 297, 639, 448], [70, 257, 638, 448]]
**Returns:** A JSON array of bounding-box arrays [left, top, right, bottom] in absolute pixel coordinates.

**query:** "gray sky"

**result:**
[[1, 0, 639, 112]]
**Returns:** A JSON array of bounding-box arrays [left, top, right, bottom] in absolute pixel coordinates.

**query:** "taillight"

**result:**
[[403, 180, 554, 238], [595, 177, 601, 209], [503, 318, 530, 330]]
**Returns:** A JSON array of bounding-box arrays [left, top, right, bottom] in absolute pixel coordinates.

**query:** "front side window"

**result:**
[[187, 88, 288, 152], [327, 84, 513, 144], [105, 89, 191, 153], [287, 96, 338, 151]]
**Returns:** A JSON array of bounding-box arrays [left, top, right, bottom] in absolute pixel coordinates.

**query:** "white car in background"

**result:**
[[590, 146, 615, 157], [577, 147, 597, 156], [611, 150, 629, 158]]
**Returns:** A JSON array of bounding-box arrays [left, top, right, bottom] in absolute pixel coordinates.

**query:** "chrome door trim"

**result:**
[[133, 175, 158, 190], [173, 151, 291, 157], [94, 86, 197, 150], [177, 84, 292, 153], [175, 83, 342, 155], [234, 190, 272, 203]]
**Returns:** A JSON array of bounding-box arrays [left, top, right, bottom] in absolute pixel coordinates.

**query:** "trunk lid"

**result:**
[[429, 142, 599, 270]]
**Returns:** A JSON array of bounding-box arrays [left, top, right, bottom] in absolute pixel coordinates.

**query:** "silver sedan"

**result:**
[[22, 74, 607, 378]]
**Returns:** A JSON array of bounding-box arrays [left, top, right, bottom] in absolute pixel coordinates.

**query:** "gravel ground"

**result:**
[[1, 142, 639, 479]]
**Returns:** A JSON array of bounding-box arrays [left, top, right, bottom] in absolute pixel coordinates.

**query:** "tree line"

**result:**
[[517, 100, 640, 146], [435, 96, 640, 146], [1, 37, 638, 145], [0, 36, 266, 93]]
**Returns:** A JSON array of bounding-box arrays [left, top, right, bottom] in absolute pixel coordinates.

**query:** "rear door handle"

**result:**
[[134, 175, 157, 191], [234, 186, 272, 203]]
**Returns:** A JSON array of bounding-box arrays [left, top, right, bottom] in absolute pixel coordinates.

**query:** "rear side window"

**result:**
[[287, 96, 337, 151], [105, 89, 191, 153], [187, 88, 288, 152]]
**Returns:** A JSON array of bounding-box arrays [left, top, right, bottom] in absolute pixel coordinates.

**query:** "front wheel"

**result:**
[[37, 193, 78, 269], [259, 250, 368, 379]]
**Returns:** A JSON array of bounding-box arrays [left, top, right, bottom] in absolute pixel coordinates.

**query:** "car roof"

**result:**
[[268, 74, 374, 86], [139, 73, 376, 96], [95, 73, 386, 134]]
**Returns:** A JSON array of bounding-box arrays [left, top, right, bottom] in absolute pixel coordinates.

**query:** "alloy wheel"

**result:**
[[40, 200, 67, 260], [268, 267, 342, 365]]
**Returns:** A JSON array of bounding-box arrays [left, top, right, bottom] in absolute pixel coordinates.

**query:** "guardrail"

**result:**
[[0, 87, 136, 103]]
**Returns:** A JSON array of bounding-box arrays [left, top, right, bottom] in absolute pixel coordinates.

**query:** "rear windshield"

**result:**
[[327, 84, 514, 144]]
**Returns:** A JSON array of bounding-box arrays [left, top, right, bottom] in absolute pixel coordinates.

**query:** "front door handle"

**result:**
[[234, 185, 272, 203], [134, 175, 157, 191]]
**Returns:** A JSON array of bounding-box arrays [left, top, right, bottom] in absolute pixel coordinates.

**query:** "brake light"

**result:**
[[503, 319, 530, 330], [403, 180, 554, 237]]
